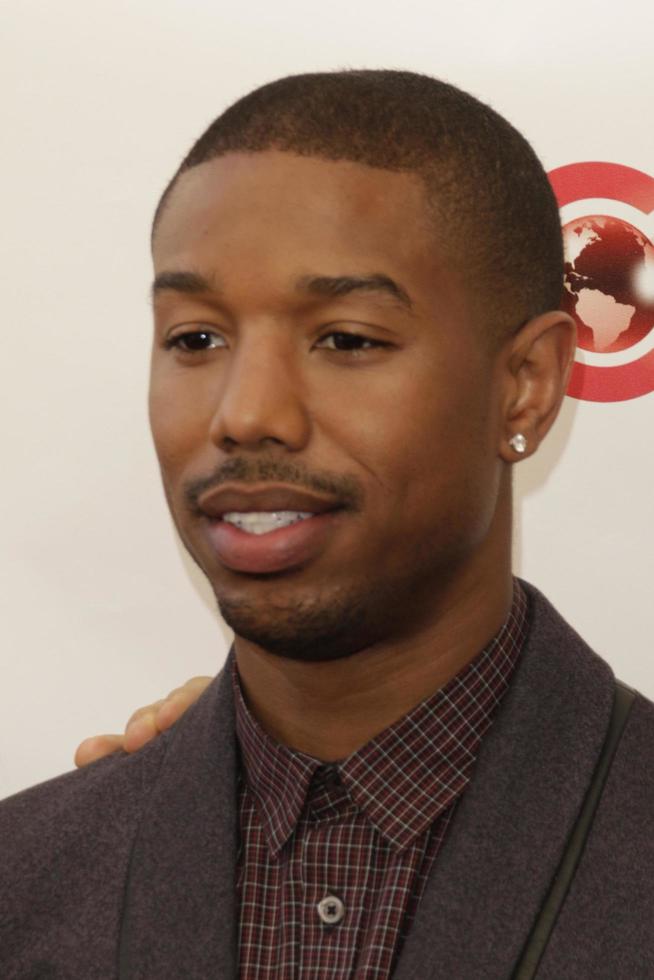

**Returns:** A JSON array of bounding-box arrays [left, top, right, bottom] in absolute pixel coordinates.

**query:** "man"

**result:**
[[1, 69, 653, 979]]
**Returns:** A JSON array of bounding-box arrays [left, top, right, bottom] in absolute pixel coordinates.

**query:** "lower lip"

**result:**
[[204, 511, 343, 574]]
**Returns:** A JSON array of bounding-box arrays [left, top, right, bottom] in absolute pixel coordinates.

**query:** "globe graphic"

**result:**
[[561, 215, 654, 353]]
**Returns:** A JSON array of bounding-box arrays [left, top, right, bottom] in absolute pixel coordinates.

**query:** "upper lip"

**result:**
[[197, 483, 343, 519]]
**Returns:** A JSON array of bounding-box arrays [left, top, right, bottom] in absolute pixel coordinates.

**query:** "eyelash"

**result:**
[[164, 330, 390, 355]]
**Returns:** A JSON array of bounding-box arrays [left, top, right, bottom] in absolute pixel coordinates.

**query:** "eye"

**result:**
[[316, 331, 389, 353], [164, 329, 224, 353]]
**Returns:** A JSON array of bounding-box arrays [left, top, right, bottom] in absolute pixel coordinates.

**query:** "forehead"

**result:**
[[150, 151, 477, 334], [153, 151, 439, 271]]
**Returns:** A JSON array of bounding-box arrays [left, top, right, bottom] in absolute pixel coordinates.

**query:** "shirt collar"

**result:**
[[233, 669, 322, 856], [234, 579, 528, 856]]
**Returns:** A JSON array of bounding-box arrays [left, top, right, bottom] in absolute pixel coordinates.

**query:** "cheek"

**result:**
[[343, 354, 499, 530], [148, 367, 212, 478]]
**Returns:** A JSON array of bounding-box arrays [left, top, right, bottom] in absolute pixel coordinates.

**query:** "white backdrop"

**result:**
[[2, 0, 653, 798]]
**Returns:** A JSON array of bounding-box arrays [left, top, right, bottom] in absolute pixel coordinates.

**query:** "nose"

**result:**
[[208, 329, 312, 452]]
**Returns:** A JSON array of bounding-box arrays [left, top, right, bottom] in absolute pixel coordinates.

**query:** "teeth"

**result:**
[[222, 510, 314, 535]]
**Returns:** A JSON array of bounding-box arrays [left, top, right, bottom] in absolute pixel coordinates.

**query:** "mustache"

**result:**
[[183, 457, 364, 516]]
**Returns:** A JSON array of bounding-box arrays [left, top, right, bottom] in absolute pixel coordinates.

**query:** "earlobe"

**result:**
[[499, 310, 577, 463], [508, 433, 528, 455]]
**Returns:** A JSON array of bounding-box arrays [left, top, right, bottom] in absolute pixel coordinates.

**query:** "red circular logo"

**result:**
[[548, 162, 654, 402]]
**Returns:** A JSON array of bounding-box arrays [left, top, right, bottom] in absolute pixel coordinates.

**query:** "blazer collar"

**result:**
[[393, 581, 614, 979]]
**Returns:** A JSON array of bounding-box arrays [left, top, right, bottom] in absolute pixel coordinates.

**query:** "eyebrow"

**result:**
[[150, 269, 413, 311], [296, 274, 413, 311], [150, 270, 217, 302]]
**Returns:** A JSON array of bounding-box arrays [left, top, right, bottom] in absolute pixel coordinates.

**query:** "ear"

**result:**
[[498, 311, 577, 463]]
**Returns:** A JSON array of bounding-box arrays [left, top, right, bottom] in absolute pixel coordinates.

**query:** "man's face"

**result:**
[[150, 151, 508, 661]]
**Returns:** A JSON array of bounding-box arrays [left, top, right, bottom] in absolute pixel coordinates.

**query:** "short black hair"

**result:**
[[152, 69, 564, 340]]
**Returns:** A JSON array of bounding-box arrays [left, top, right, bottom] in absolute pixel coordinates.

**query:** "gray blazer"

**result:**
[[2, 581, 654, 979]]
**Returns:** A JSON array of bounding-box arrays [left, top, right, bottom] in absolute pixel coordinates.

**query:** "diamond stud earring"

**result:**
[[509, 433, 527, 454]]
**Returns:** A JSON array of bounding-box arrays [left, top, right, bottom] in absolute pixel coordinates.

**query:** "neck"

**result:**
[[234, 537, 514, 762]]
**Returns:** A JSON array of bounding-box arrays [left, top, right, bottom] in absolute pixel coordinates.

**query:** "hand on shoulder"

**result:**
[[74, 676, 213, 767]]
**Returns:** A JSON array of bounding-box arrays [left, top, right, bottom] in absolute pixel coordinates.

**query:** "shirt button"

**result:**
[[317, 895, 345, 925]]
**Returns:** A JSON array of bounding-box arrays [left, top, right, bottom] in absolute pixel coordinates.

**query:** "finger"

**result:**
[[123, 712, 160, 753], [125, 699, 166, 730], [74, 734, 124, 768], [163, 676, 212, 704], [155, 676, 213, 730]]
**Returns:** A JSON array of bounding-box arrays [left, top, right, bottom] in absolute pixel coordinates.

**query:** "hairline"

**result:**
[[150, 149, 520, 350]]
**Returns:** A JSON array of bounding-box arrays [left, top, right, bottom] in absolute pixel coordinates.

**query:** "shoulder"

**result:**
[[519, 579, 654, 785], [517, 583, 654, 972], [0, 663, 232, 858], [519, 578, 654, 767], [0, 732, 171, 976], [0, 732, 169, 854], [0, 668, 234, 976]]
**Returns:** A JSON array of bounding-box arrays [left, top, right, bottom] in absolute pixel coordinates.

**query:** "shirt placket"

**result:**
[[295, 765, 368, 978]]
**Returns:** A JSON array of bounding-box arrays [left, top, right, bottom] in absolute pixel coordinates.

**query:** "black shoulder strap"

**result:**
[[512, 679, 636, 980]]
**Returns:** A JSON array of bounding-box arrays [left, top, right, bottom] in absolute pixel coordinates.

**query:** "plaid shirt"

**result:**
[[234, 581, 528, 978]]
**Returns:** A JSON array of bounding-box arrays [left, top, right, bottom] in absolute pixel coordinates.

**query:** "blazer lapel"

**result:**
[[394, 584, 615, 980], [119, 653, 239, 979]]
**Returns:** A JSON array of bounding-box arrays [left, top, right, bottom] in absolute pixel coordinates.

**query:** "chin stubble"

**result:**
[[214, 579, 399, 663]]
